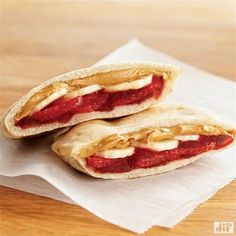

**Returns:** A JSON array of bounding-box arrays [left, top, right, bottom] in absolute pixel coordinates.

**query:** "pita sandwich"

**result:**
[[51, 104, 236, 179], [1, 62, 181, 139]]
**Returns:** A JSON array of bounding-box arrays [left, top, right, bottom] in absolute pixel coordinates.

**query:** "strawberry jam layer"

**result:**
[[86, 135, 234, 174], [16, 75, 163, 128]]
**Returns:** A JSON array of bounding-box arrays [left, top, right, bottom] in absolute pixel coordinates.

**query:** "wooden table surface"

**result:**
[[0, 1, 235, 235]]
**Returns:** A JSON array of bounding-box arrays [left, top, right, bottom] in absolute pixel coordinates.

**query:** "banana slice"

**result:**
[[65, 84, 102, 99], [31, 88, 68, 114], [133, 140, 179, 151], [97, 147, 135, 159], [174, 135, 199, 141], [105, 75, 152, 92]]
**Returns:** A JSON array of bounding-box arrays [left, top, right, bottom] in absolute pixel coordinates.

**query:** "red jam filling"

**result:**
[[16, 75, 163, 128], [86, 135, 234, 174]]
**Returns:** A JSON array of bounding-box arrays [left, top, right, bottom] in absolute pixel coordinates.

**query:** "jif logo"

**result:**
[[214, 222, 234, 234]]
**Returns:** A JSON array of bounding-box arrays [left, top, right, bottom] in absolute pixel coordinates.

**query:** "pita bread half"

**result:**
[[1, 62, 181, 139], [51, 104, 236, 179]]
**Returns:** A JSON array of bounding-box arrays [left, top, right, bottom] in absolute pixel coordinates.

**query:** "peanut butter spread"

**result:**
[[15, 68, 165, 121], [55, 124, 232, 159]]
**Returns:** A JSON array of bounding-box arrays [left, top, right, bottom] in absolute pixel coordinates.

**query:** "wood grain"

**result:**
[[0, 1, 235, 235]]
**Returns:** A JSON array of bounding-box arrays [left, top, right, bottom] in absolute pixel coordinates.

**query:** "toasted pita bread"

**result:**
[[1, 62, 181, 139], [51, 104, 236, 179]]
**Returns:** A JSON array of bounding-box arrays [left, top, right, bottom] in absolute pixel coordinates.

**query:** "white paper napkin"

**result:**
[[1, 39, 235, 233]]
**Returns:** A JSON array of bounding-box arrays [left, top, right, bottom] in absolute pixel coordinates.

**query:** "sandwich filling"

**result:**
[[15, 68, 167, 129], [86, 134, 234, 173]]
